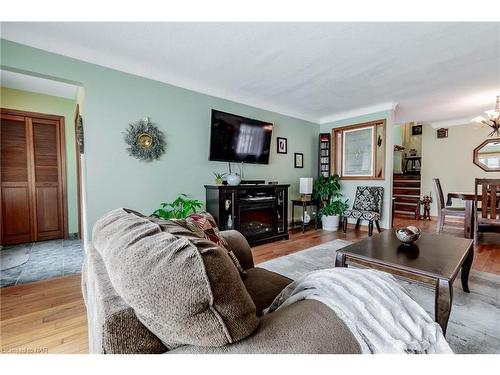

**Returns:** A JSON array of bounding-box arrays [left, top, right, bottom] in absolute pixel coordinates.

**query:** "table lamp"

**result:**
[[299, 177, 313, 201]]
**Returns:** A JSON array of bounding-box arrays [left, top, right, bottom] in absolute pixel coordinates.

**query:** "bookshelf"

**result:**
[[319, 133, 331, 177]]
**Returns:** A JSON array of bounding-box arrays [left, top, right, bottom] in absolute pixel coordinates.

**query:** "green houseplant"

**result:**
[[319, 199, 349, 217], [313, 174, 348, 231], [153, 194, 203, 219]]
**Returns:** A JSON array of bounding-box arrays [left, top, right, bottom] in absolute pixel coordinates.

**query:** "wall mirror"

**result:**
[[473, 138, 500, 172], [333, 119, 386, 180]]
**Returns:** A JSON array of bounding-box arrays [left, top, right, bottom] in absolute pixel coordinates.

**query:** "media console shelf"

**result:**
[[205, 184, 289, 246]]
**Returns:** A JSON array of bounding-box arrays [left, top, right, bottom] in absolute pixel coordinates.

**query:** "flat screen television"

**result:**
[[209, 109, 273, 164]]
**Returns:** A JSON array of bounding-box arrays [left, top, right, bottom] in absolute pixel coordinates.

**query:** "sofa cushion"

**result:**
[[82, 244, 167, 354], [219, 230, 254, 270], [92, 208, 259, 349], [243, 267, 292, 316], [172, 212, 247, 277], [168, 300, 361, 354]]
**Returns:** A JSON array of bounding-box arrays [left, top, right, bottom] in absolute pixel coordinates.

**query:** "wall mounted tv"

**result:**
[[209, 109, 273, 164]]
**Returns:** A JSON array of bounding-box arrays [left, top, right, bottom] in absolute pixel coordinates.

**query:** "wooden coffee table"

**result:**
[[335, 230, 474, 335]]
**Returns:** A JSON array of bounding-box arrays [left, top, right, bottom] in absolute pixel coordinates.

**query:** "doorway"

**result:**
[[0, 72, 85, 287], [392, 122, 423, 219], [1, 108, 68, 245]]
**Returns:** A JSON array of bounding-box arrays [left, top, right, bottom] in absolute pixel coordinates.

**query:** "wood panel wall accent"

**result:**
[[0, 108, 67, 245], [74, 105, 82, 239]]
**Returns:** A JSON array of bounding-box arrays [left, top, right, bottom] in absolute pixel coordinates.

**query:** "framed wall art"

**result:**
[[412, 124, 423, 135], [437, 128, 448, 138], [332, 119, 386, 180], [277, 137, 287, 154], [294, 153, 304, 168]]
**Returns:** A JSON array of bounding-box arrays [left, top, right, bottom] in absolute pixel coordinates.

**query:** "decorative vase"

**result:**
[[321, 215, 340, 231], [227, 215, 233, 229], [301, 211, 311, 224], [215, 178, 223, 185], [395, 226, 421, 244], [226, 173, 241, 186]]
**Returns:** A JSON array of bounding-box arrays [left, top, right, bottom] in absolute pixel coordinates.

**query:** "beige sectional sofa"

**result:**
[[82, 210, 361, 354]]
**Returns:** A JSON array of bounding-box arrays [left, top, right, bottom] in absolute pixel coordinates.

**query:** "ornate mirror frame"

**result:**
[[473, 138, 500, 172]]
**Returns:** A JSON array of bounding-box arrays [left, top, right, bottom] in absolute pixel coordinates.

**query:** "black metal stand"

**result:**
[[291, 199, 319, 233]]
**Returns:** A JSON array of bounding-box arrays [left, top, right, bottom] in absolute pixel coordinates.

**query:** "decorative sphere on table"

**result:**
[[395, 226, 421, 244], [226, 173, 241, 186]]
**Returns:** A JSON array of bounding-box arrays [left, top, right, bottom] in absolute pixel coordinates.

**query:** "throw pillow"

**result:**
[[174, 212, 247, 277], [92, 208, 259, 349]]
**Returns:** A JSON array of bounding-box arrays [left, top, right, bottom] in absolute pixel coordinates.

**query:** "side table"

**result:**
[[291, 199, 319, 233]]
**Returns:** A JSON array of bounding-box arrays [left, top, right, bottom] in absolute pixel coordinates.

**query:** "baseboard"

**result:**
[[67, 233, 79, 240], [288, 218, 388, 232], [345, 218, 389, 230]]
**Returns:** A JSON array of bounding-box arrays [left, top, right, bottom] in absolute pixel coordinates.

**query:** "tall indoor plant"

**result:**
[[313, 174, 349, 231]]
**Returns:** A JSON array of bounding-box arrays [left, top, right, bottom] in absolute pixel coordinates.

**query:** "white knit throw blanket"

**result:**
[[264, 268, 453, 354]]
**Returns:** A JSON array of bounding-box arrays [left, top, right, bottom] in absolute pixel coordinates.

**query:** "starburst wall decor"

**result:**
[[124, 117, 166, 161]]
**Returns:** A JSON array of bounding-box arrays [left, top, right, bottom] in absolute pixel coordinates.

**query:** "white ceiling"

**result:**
[[0, 69, 79, 100], [1, 22, 499, 124]]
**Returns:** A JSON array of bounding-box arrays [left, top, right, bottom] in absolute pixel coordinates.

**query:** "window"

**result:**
[[332, 120, 386, 180]]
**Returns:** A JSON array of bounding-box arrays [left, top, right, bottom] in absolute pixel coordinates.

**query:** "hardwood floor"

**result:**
[[1, 217, 498, 354], [253, 217, 500, 274], [0, 274, 87, 354]]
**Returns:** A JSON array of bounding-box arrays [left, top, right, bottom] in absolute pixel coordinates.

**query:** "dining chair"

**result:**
[[432, 178, 465, 233], [474, 178, 500, 243]]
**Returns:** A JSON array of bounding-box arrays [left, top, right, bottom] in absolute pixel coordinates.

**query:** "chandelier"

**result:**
[[472, 95, 500, 137]]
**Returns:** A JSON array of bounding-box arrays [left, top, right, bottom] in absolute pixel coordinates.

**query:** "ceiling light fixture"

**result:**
[[472, 95, 500, 137]]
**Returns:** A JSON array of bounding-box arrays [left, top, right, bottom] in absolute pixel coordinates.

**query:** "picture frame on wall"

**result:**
[[294, 153, 304, 168], [437, 128, 448, 138], [412, 124, 423, 135], [333, 119, 386, 180], [342, 126, 374, 177], [277, 137, 287, 154]]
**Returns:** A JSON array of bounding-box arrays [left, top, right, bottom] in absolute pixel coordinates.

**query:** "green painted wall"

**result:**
[[1, 39, 319, 239], [0, 86, 79, 234], [393, 124, 403, 146], [320, 110, 395, 229]]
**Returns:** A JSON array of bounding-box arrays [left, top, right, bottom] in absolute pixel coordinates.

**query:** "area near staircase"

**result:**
[[393, 173, 421, 219]]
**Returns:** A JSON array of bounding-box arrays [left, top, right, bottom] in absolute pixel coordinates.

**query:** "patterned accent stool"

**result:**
[[343, 186, 384, 236]]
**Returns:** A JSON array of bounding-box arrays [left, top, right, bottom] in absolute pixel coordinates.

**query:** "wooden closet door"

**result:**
[[32, 118, 64, 241], [0, 115, 35, 244]]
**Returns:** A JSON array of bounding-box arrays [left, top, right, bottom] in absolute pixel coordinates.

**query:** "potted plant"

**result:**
[[213, 172, 226, 185], [153, 194, 203, 219], [318, 199, 349, 231], [313, 174, 349, 231]]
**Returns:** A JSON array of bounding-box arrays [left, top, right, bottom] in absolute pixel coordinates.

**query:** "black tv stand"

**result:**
[[205, 184, 289, 246], [240, 179, 266, 185]]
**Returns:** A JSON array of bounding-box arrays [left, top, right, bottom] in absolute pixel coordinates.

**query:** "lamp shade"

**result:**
[[299, 177, 313, 195]]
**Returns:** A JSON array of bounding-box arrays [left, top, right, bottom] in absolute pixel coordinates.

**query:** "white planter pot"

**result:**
[[321, 215, 340, 231]]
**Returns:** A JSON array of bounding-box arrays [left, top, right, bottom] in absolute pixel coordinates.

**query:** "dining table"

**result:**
[[446, 192, 477, 239], [447, 191, 500, 239]]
